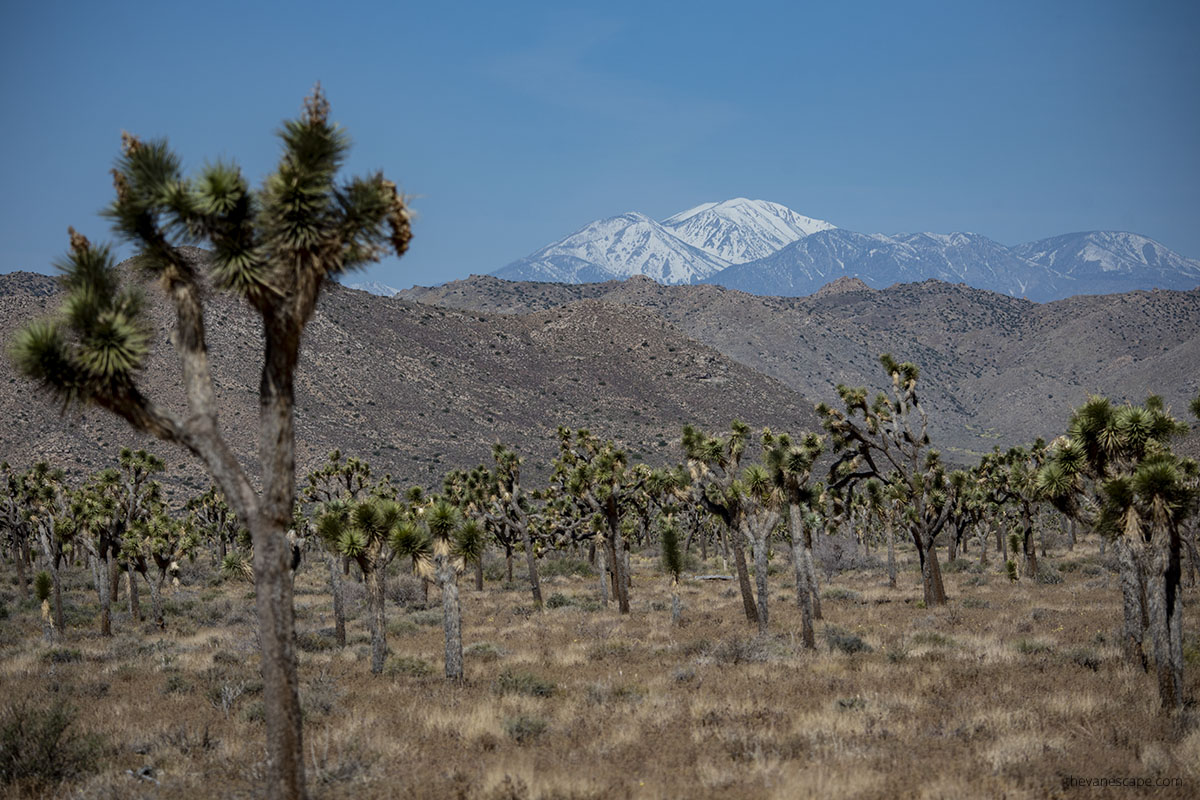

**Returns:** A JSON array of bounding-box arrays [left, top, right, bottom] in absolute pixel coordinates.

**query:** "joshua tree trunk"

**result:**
[[128, 566, 142, 622], [51, 561, 64, 633], [915, 529, 947, 606], [886, 523, 897, 588], [789, 509, 816, 648], [670, 577, 681, 626], [327, 553, 346, 647], [520, 524, 543, 610], [611, 530, 630, 614], [505, 544, 513, 584], [732, 521, 759, 625], [596, 540, 609, 607], [99, 552, 112, 636], [366, 565, 387, 674], [109, 556, 121, 603], [1144, 528, 1184, 709], [14, 542, 29, 602], [437, 555, 464, 680], [752, 529, 770, 635], [1021, 505, 1038, 579], [145, 573, 166, 629], [1116, 536, 1148, 670], [474, 558, 483, 591], [804, 520, 822, 619]]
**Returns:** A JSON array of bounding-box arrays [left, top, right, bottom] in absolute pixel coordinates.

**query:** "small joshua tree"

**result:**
[[661, 517, 684, 626]]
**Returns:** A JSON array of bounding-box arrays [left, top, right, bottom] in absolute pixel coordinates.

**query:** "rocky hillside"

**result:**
[[0, 269, 821, 499], [399, 274, 1200, 460]]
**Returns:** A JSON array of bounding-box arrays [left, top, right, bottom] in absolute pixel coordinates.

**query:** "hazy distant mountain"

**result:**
[[345, 280, 402, 297], [490, 200, 1200, 301], [660, 198, 835, 263], [1014, 231, 1200, 295]]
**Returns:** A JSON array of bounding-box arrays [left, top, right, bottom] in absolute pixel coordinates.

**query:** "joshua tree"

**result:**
[[682, 421, 759, 624], [186, 486, 246, 566], [739, 463, 781, 634], [553, 428, 644, 613], [20, 463, 73, 634], [661, 516, 684, 625], [1038, 395, 1196, 709], [762, 429, 824, 646], [1, 463, 34, 602], [473, 445, 544, 608], [317, 496, 405, 674], [980, 442, 1049, 578], [303, 451, 378, 647], [817, 355, 952, 606], [72, 470, 125, 635], [121, 503, 200, 629], [11, 86, 412, 799], [423, 499, 484, 680]]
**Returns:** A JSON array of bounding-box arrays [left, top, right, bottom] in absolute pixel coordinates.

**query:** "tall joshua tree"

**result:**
[[682, 421, 759, 624], [762, 429, 824, 647], [817, 355, 952, 606], [10, 86, 412, 800], [424, 499, 484, 680], [317, 497, 404, 674], [1038, 395, 1196, 709]]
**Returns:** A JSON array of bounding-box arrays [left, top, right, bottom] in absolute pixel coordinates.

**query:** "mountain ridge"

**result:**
[[477, 199, 1200, 302]]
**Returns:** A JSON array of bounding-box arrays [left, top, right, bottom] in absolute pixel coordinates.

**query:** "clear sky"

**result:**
[[3, 0, 1198, 290]]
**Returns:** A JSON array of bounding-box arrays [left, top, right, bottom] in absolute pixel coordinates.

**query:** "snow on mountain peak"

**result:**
[[661, 198, 836, 264]]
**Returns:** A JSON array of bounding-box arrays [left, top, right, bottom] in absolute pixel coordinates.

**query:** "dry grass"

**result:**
[[0, 543, 1197, 799]]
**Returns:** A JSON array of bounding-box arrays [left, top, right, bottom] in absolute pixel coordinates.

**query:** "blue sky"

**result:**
[[3, 0, 1198, 289]]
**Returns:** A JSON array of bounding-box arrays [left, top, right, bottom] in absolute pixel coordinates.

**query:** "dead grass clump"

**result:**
[[1014, 637, 1055, 656]]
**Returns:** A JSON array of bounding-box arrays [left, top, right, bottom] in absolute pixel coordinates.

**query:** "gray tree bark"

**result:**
[[438, 555, 463, 680], [327, 553, 346, 647], [366, 565, 387, 674]]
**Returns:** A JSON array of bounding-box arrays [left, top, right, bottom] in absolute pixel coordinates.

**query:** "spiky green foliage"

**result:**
[[33, 572, 52, 603], [12, 84, 412, 435], [661, 521, 683, 581]]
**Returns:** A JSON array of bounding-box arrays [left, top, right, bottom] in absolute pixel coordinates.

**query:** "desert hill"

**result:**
[[399, 275, 1200, 459], [0, 267, 821, 498]]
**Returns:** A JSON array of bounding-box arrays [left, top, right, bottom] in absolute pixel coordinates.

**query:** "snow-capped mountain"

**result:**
[[490, 199, 1200, 300], [494, 212, 730, 285], [661, 198, 836, 264], [707, 230, 1068, 301], [1014, 232, 1200, 295], [345, 280, 403, 297]]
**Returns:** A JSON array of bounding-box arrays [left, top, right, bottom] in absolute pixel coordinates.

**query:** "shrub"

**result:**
[[0, 700, 102, 787], [493, 668, 555, 698], [503, 714, 548, 743], [961, 596, 989, 608], [1068, 648, 1101, 671], [296, 631, 337, 653], [40, 648, 82, 665], [539, 557, 595, 578], [909, 631, 956, 648], [821, 587, 862, 602], [545, 593, 574, 609], [1035, 563, 1063, 585], [1014, 638, 1054, 656], [824, 626, 873, 655], [464, 642, 505, 662], [384, 656, 433, 678]]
